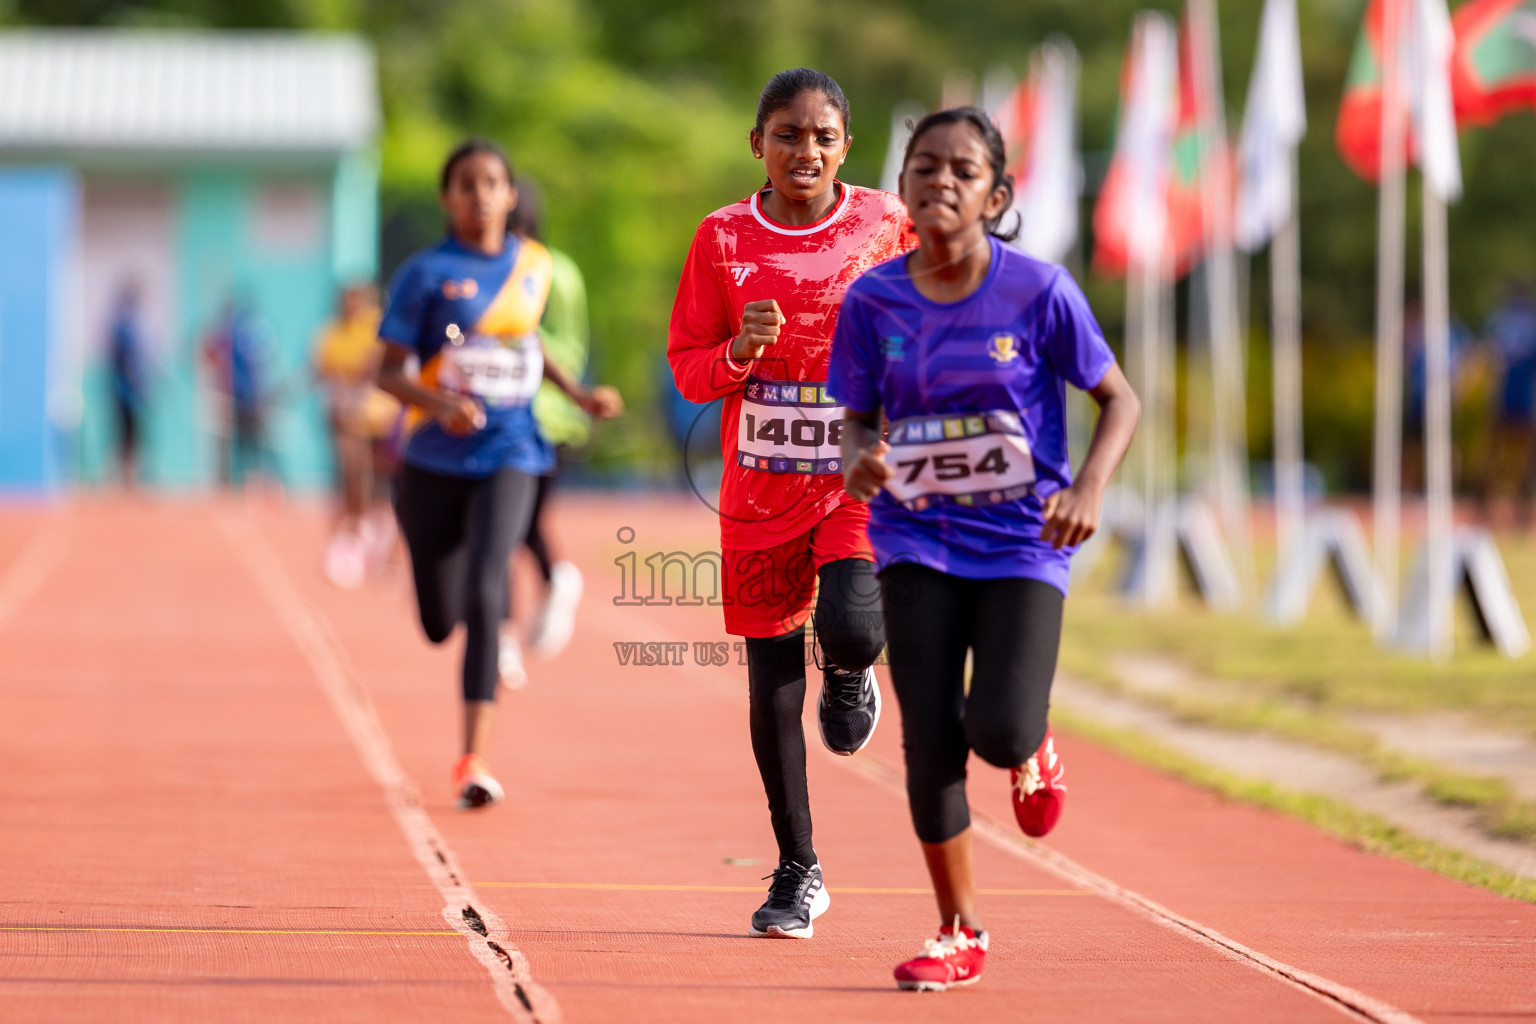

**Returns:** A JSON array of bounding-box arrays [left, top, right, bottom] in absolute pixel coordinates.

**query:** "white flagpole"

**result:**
[[1372, 0, 1409, 643], [1272, 150, 1306, 615], [1125, 13, 1180, 606], [1422, 185, 1454, 659], [1234, 0, 1308, 619], [1415, 0, 1462, 659], [1190, 0, 1254, 599]]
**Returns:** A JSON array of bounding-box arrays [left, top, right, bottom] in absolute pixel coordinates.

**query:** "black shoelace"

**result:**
[[824, 668, 867, 712], [762, 861, 813, 908]]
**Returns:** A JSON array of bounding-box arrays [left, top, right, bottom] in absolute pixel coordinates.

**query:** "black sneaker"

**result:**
[[748, 859, 830, 939], [818, 665, 881, 755]]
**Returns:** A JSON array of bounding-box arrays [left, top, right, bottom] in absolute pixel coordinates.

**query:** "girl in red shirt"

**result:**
[[668, 68, 912, 939]]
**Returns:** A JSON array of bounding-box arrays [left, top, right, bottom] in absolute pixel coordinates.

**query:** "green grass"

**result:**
[[1063, 533, 1536, 735], [1054, 707, 1536, 905], [1062, 649, 1536, 842], [1057, 530, 1536, 843]]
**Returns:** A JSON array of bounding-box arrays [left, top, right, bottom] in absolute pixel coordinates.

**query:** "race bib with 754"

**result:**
[[882, 410, 1036, 510]]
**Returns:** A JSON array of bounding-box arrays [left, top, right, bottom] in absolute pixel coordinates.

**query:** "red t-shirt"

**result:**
[[668, 183, 914, 550]]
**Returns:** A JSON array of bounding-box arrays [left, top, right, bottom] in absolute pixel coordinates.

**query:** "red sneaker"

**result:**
[[1011, 729, 1066, 837], [451, 753, 504, 810], [894, 922, 988, 992]]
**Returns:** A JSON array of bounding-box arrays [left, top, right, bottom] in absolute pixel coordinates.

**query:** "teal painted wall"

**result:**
[[172, 169, 330, 490], [332, 150, 380, 284], [67, 154, 379, 492]]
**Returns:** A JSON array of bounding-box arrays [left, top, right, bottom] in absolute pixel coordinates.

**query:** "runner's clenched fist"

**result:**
[[730, 299, 784, 363]]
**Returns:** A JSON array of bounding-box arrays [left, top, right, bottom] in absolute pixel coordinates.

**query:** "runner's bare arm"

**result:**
[[840, 407, 894, 503], [1040, 362, 1140, 550], [539, 336, 624, 419], [376, 342, 485, 435]]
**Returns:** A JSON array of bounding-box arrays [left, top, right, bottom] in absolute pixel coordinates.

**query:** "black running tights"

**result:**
[[522, 470, 557, 583], [746, 558, 885, 866], [879, 564, 1064, 845], [394, 463, 538, 703]]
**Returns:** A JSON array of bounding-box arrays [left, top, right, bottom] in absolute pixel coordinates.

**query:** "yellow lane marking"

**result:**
[[476, 882, 1090, 896], [1, 926, 457, 936]]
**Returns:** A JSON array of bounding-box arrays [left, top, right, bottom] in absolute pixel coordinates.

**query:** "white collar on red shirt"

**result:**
[[749, 183, 853, 237]]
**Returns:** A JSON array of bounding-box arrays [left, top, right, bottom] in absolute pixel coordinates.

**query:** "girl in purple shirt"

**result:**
[[830, 108, 1139, 993]]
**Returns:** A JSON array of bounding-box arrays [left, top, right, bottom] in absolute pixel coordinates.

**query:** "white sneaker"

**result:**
[[528, 561, 583, 658], [498, 630, 528, 690], [323, 531, 366, 590]]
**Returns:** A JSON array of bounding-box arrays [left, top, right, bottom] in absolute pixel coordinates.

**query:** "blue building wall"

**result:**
[[0, 167, 75, 492]]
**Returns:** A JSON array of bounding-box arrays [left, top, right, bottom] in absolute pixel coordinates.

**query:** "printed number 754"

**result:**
[[895, 447, 1011, 484]]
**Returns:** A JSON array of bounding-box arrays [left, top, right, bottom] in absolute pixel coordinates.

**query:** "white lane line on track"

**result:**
[[604, 605, 1423, 1024], [842, 751, 1424, 1024], [219, 513, 559, 1024], [0, 523, 65, 630]]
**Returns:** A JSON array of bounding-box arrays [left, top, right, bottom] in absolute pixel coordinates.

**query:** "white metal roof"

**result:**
[[0, 30, 378, 153]]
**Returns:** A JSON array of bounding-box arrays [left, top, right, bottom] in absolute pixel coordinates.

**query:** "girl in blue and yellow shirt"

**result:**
[[377, 139, 622, 809]]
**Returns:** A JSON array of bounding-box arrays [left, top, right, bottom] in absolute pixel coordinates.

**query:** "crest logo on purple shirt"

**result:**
[[987, 333, 1019, 364]]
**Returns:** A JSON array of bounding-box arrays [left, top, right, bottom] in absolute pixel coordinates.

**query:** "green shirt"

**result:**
[[533, 246, 592, 448]]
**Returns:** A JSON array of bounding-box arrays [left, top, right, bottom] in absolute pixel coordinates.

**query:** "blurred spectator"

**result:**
[[107, 279, 153, 488], [1402, 292, 1472, 494], [203, 296, 275, 489], [314, 283, 399, 588], [1483, 280, 1536, 527]]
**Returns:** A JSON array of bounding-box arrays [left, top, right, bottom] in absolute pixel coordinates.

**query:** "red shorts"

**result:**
[[722, 501, 873, 638]]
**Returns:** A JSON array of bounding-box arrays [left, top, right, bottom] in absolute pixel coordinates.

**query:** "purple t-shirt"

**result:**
[[826, 237, 1116, 592]]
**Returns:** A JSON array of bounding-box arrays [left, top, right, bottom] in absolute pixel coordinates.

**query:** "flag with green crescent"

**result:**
[[1451, 0, 1536, 125]]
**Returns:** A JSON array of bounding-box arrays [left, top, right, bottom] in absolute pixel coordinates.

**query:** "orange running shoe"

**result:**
[[893, 921, 988, 992], [452, 753, 504, 810], [1010, 729, 1066, 837]]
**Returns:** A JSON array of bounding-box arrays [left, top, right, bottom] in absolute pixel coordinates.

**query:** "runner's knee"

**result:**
[[905, 769, 970, 844], [965, 717, 1044, 770], [465, 564, 508, 628], [814, 559, 884, 670], [421, 615, 455, 645]]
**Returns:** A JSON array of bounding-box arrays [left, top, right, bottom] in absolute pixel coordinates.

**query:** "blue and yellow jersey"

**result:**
[[380, 234, 555, 478]]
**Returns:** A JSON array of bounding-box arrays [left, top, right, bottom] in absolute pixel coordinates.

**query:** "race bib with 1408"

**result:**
[[437, 325, 543, 408], [883, 410, 1036, 510], [736, 376, 844, 475]]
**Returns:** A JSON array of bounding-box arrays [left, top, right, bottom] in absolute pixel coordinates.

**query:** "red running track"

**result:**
[[0, 494, 1532, 1023]]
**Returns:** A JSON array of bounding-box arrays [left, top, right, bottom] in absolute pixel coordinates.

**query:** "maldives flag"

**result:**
[[994, 39, 1080, 264], [1336, 0, 1404, 181], [1094, 9, 1219, 280], [1092, 12, 1181, 278], [1336, 0, 1461, 197], [1451, 0, 1536, 126], [1166, 8, 1225, 277]]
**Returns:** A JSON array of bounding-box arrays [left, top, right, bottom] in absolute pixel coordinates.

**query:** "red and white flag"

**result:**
[[1336, 0, 1461, 201], [1093, 12, 1181, 277], [993, 39, 1081, 264], [1413, 0, 1462, 201]]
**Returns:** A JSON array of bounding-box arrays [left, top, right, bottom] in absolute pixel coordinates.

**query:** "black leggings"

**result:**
[[879, 564, 1064, 845], [394, 463, 538, 703], [522, 471, 556, 583], [747, 558, 885, 866]]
